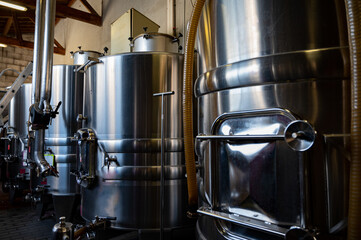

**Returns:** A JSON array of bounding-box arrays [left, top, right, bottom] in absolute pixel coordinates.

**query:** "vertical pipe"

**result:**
[[345, 1, 361, 239], [183, 0, 205, 214], [160, 94, 165, 240], [33, 129, 49, 174], [167, 0, 176, 36], [39, 0, 56, 109], [32, 0, 45, 104], [173, 0, 176, 36], [31, 0, 56, 175]]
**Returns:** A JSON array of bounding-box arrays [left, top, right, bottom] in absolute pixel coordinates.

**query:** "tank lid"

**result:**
[[133, 32, 178, 42]]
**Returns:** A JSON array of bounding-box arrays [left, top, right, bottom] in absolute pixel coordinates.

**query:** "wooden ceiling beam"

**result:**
[[54, 38, 63, 49], [12, 11, 23, 44], [2, 17, 13, 36], [0, 8, 34, 18], [56, 4, 102, 26], [80, 0, 99, 16], [9, 0, 102, 26], [0, 35, 65, 55], [55, 0, 76, 25]]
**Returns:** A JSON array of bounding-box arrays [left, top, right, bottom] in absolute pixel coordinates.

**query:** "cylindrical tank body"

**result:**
[[6, 84, 32, 187], [81, 52, 190, 233], [196, 0, 349, 239], [45, 65, 83, 195], [133, 33, 179, 53], [9, 83, 32, 141]]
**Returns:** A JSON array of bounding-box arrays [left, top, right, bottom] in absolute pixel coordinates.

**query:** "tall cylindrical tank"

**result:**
[[5, 83, 32, 198], [195, 0, 349, 239], [79, 52, 191, 235], [9, 83, 32, 142], [45, 65, 83, 195]]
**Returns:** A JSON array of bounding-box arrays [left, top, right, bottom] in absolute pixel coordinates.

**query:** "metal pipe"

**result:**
[[33, 129, 50, 174], [31, 0, 56, 175], [153, 90, 175, 240], [39, 0, 56, 110], [172, 0, 176, 36], [32, 0, 45, 104]]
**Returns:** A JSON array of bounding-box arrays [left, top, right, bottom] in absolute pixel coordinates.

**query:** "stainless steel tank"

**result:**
[[133, 33, 180, 53], [71, 50, 103, 65], [45, 65, 83, 195], [79, 52, 191, 234], [195, 0, 349, 239], [9, 83, 32, 142], [5, 83, 32, 198]]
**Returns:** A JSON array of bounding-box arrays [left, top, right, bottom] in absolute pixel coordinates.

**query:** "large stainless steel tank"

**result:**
[[6, 83, 32, 198], [195, 0, 350, 239], [45, 65, 83, 195], [9, 83, 32, 142], [79, 52, 191, 234]]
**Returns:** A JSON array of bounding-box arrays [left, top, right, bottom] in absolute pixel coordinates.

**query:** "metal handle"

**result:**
[[197, 207, 287, 237], [197, 120, 316, 152], [74, 57, 101, 72], [197, 134, 284, 141]]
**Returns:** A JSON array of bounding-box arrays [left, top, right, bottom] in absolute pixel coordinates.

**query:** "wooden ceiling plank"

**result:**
[[2, 17, 13, 36], [79, 0, 99, 16], [0, 35, 65, 55]]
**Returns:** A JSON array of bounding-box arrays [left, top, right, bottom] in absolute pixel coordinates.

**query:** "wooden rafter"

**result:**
[[2, 17, 13, 36], [10, 0, 102, 26], [55, 4, 102, 26], [79, 0, 99, 16], [55, 0, 76, 25], [54, 38, 64, 49], [0, 35, 65, 55], [12, 11, 23, 44], [0, 0, 102, 54]]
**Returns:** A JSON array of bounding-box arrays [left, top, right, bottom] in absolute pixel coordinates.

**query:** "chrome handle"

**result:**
[[197, 207, 288, 237], [197, 120, 316, 152], [197, 134, 284, 141], [74, 56, 101, 72]]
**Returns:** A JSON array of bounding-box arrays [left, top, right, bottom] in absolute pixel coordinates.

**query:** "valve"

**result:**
[[29, 101, 62, 130]]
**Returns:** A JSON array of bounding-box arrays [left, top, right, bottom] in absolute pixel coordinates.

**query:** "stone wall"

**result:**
[[0, 46, 33, 89]]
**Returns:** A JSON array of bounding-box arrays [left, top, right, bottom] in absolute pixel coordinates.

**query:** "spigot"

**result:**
[[105, 155, 119, 170], [76, 114, 87, 123]]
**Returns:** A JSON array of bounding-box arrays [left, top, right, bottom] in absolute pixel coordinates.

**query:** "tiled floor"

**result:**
[[0, 188, 55, 240]]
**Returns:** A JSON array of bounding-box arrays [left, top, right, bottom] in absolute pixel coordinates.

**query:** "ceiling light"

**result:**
[[0, 43, 7, 48], [0, 1, 27, 11]]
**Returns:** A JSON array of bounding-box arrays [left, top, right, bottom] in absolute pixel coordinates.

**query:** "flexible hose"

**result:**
[[183, 0, 205, 212], [345, 0, 361, 239]]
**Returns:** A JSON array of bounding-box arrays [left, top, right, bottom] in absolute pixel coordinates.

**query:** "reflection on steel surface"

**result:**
[[45, 65, 84, 195], [81, 53, 191, 230], [196, 1, 350, 238]]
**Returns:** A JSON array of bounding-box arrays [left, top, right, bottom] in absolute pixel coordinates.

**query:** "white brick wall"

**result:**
[[0, 46, 33, 89]]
